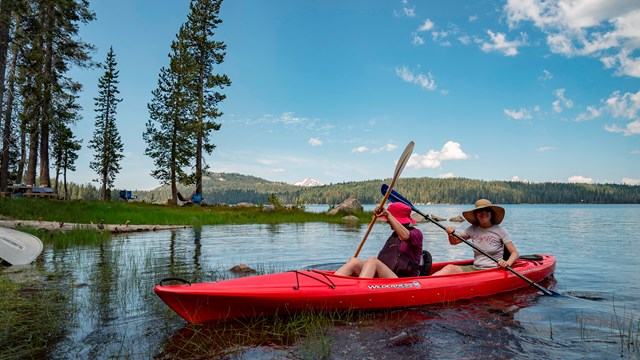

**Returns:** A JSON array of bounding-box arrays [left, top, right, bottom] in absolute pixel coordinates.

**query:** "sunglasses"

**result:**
[[474, 208, 492, 214]]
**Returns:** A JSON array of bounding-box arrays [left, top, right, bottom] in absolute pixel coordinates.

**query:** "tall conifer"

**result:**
[[183, 0, 231, 196], [89, 46, 124, 200], [144, 26, 197, 204]]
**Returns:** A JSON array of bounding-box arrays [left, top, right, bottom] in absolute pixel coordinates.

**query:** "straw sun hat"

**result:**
[[462, 199, 505, 225]]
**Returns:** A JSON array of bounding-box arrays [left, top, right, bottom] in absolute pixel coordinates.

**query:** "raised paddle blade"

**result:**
[[382, 184, 412, 207], [353, 141, 414, 258]]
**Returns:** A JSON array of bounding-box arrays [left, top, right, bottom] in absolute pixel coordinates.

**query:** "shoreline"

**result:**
[[0, 220, 190, 233]]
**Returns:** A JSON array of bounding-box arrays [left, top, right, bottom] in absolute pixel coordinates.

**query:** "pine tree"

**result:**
[[183, 0, 231, 196], [89, 46, 124, 200], [11, 0, 93, 187], [51, 90, 82, 199], [144, 26, 198, 204]]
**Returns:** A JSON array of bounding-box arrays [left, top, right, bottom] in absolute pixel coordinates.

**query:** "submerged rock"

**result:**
[[230, 263, 256, 274]]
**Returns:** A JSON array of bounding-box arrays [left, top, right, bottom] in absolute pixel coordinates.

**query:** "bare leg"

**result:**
[[335, 258, 364, 276], [431, 264, 464, 276], [359, 257, 398, 278]]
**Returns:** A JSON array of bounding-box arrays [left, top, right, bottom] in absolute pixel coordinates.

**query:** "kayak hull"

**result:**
[[154, 255, 556, 323]]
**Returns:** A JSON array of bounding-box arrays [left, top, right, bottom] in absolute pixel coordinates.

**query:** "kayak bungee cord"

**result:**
[[291, 270, 336, 290]]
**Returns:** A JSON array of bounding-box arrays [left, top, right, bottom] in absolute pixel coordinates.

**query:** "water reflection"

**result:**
[[3, 204, 638, 359]]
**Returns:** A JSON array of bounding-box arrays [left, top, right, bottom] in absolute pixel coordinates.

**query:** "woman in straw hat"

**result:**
[[335, 202, 423, 278], [432, 199, 519, 276]]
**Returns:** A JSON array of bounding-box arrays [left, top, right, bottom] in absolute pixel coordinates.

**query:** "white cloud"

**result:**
[[568, 175, 593, 184], [352, 143, 398, 154], [438, 172, 455, 179], [622, 177, 640, 185], [280, 112, 305, 125], [536, 146, 556, 152], [602, 90, 640, 135], [432, 30, 449, 41], [351, 146, 369, 153], [480, 30, 525, 56], [540, 69, 553, 80], [575, 90, 640, 132], [605, 90, 640, 119], [575, 105, 602, 121], [411, 33, 425, 45], [631, 150, 640, 154], [504, 107, 533, 120], [604, 119, 640, 136], [371, 143, 398, 153], [511, 176, 528, 182], [504, 1, 640, 77], [308, 138, 322, 147], [418, 19, 434, 32], [395, 66, 437, 90], [407, 141, 469, 169], [394, 1, 416, 18], [458, 35, 472, 45], [552, 88, 574, 113]]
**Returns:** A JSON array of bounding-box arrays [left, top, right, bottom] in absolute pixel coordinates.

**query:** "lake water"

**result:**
[[3, 204, 640, 359]]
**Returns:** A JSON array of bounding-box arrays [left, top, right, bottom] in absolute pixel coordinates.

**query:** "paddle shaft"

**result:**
[[353, 141, 414, 258], [382, 185, 557, 296]]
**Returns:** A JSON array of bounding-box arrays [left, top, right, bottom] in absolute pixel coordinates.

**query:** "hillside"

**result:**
[[131, 172, 640, 205]]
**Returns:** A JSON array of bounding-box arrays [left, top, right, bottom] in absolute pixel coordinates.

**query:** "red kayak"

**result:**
[[154, 255, 556, 323]]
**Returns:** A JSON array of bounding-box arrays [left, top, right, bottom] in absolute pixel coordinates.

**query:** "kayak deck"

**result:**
[[154, 255, 556, 323]]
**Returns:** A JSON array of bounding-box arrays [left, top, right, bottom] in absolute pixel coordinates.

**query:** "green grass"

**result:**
[[0, 198, 370, 226]]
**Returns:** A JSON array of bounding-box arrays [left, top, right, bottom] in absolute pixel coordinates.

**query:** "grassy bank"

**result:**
[[0, 198, 370, 227]]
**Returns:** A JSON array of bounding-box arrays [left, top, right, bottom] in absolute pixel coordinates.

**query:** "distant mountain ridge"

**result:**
[[130, 172, 640, 205]]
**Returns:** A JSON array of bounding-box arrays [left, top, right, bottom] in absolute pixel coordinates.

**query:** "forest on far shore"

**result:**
[[57, 172, 640, 205]]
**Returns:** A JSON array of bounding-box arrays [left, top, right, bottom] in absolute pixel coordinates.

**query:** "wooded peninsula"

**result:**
[[112, 173, 640, 205]]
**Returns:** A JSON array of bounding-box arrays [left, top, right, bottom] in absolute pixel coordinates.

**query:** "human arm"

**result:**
[[498, 241, 519, 268], [445, 226, 465, 245], [374, 206, 411, 240]]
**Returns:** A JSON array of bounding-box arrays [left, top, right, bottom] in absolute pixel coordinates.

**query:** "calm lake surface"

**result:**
[[4, 204, 640, 359]]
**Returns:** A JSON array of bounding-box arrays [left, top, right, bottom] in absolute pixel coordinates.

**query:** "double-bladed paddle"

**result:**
[[381, 184, 559, 296], [353, 141, 414, 258]]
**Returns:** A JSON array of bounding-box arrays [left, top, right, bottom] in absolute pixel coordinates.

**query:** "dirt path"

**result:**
[[0, 220, 190, 233]]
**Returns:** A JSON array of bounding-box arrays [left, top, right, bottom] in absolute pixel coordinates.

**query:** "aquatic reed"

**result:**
[[0, 274, 74, 359], [0, 198, 368, 226]]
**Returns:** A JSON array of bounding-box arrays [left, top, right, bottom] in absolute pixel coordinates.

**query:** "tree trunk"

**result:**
[[25, 123, 38, 185], [38, 4, 54, 187], [1, 25, 18, 185], [0, 0, 12, 190], [16, 118, 26, 183], [195, 48, 205, 196]]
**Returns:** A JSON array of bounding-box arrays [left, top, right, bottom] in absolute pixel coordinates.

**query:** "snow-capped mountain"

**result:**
[[293, 178, 325, 187]]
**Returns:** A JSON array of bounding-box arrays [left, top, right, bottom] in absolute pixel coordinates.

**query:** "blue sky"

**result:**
[[69, 0, 640, 191]]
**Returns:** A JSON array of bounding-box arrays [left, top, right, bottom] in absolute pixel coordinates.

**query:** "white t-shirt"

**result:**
[[458, 225, 512, 269]]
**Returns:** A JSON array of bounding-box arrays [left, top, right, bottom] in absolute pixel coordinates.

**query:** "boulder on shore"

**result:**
[[327, 198, 363, 215], [235, 202, 256, 208]]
